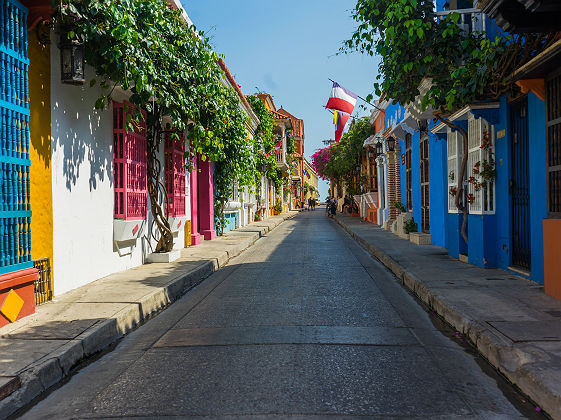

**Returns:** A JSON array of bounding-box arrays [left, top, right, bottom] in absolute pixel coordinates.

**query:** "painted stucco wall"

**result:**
[[50, 43, 187, 296], [428, 126, 448, 247], [527, 93, 546, 283], [28, 31, 53, 282], [494, 96, 511, 270]]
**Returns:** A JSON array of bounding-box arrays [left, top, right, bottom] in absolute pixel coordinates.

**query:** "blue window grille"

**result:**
[[0, 0, 31, 275]]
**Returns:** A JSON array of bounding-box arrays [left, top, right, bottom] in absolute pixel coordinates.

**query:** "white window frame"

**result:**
[[447, 129, 462, 213], [467, 115, 495, 215]]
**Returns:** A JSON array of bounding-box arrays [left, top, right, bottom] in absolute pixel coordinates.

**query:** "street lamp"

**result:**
[[375, 141, 383, 155], [60, 32, 85, 85], [387, 137, 396, 152]]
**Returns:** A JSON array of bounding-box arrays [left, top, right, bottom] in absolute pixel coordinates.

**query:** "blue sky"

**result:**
[[181, 0, 380, 199]]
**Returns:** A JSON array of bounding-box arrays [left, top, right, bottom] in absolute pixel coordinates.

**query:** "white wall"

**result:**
[[51, 44, 188, 296]]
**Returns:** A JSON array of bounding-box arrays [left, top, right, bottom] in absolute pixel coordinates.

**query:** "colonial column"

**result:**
[[189, 156, 201, 245], [197, 157, 216, 241]]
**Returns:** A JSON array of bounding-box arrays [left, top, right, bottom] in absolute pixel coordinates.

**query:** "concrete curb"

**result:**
[[0, 212, 297, 418], [334, 216, 561, 419]]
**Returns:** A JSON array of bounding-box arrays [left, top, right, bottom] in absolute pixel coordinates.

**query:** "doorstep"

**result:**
[[409, 232, 431, 245], [146, 250, 181, 263]]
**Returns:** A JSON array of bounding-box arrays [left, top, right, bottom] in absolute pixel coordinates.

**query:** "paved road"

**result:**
[[20, 211, 533, 419]]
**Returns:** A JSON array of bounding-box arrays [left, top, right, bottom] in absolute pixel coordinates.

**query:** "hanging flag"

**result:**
[[335, 112, 350, 142], [326, 82, 358, 115]]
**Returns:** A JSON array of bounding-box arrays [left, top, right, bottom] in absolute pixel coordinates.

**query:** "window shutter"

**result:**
[[447, 130, 462, 213], [467, 117, 482, 213], [164, 133, 186, 217], [0, 0, 31, 274], [467, 115, 495, 214], [113, 102, 147, 220]]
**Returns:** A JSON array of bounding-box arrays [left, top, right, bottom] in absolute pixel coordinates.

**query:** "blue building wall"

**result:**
[[375, 9, 546, 284], [391, 108, 448, 247], [428, 125, 448, 248], [494, 96, 512, 269], [527, 93, 547, 283]]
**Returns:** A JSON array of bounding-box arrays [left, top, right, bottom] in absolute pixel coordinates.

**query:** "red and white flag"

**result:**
[[326, 82, 358, 115]]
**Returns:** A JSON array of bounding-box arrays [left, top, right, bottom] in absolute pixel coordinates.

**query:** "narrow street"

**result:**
[[21, 211, 529, 419]]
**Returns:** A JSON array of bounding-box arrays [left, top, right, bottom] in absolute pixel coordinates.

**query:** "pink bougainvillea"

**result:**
[[311, 147, 333, 179]]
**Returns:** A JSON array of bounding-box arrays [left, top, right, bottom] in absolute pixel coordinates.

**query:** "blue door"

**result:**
[[510, 97, 531, 271]]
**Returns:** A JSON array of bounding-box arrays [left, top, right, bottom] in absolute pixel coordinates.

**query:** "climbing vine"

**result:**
[[58, 0, 253, 248]]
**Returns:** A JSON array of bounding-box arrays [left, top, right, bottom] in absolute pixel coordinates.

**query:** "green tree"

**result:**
[[345, 0, 548, 242]]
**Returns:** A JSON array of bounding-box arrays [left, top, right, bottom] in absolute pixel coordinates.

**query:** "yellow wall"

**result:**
[[28, 30, 53, 284], [303, 160, 319, 199]]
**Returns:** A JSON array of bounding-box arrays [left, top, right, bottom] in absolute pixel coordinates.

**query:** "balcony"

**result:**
[[275, 149, 289, 171], [290, 165, 301, 181], [435, 8, 486, 35]]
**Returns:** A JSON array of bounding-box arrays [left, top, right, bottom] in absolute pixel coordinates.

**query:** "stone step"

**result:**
[[409, 232, 431, 245]]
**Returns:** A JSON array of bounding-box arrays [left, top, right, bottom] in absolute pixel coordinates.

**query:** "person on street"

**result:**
[[329, 199, 337, 218]]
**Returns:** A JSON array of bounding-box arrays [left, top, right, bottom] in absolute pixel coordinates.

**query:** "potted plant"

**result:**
[[273, 197, 283, 215], [393, 201, 407, 213]]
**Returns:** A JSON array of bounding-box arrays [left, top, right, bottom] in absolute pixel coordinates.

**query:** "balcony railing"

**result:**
[[435, 8, 486, 35], [275, 149, 283, 163]]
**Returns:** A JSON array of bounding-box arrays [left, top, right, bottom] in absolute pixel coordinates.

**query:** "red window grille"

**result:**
[[113, 101, 147, 220], [164, 133, 186, 217]]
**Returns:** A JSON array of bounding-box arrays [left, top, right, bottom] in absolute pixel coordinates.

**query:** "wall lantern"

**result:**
[[387, 137, 396, 152], [60, 32, 85, 85], [375, 141, 383, 155], [368, 150, 374, 159]]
